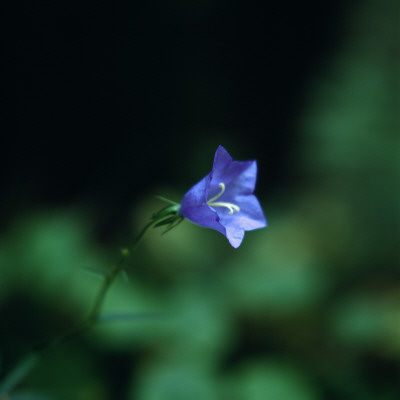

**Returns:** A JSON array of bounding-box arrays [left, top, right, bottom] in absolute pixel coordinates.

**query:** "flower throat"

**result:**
[[207, 183, 240, 214]]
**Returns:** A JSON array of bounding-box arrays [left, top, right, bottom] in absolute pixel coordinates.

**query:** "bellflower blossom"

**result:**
[[179, 145, 267, 248]]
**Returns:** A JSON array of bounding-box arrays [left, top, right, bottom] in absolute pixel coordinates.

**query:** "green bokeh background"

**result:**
[[1, 0, 399, 399]]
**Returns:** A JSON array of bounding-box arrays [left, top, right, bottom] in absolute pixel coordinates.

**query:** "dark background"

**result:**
[[1, 1, 399, 399], [1, 0, 347, 234]]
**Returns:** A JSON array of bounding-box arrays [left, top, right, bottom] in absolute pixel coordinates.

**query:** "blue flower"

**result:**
[[179, 145, 267, 248]]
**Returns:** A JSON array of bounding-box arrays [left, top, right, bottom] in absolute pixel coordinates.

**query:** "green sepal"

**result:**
[[161, 216, 184, 234], [154, 214, 180, 228], [152, 204, 180, 221], [150, 199, 184, 234], [155, 195, 179, 205]]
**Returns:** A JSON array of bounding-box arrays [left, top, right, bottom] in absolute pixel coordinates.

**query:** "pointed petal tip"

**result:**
[[230, 241, 242, 249], [214, 145, 232, 162], [226, 226, 245, 248]]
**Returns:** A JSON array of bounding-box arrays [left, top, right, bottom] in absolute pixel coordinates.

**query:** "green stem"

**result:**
[[87, 219, 157, 323], [0, 218, 160, 395]]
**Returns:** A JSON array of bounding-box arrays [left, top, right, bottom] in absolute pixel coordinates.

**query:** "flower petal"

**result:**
[[180, 174, 211, 208], [179, 204, 226, 236], [212, 160, 257, 197], [225, 225, 245, 248], [211, 146, 257, 196], [179, 145, 267, 248], [218, 195, 267, 231], [212, 145, 233, 172]]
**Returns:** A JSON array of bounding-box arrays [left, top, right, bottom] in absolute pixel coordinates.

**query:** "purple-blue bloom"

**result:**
[[179, 145, 267, 248]]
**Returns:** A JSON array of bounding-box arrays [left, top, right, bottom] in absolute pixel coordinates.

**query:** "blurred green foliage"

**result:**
[[1, 1, 399, 399]]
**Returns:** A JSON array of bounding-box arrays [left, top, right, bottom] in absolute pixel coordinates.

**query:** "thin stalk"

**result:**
[[87, 219, 156, 323], [0, 217, 161, 395]]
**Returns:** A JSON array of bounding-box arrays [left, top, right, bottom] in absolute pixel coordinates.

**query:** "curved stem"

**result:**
[[87, 219, 156, 323], [0, 218, 160, 395]]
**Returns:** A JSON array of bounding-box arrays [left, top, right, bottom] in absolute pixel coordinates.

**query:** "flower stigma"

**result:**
[[207, 183, 240, 215]]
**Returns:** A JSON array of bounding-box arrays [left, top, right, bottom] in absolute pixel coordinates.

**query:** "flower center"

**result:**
[[207, 183, 240, 215]]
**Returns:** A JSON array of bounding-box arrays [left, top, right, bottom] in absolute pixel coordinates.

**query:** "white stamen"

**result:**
[[207, 183, 240, 214]]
